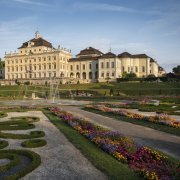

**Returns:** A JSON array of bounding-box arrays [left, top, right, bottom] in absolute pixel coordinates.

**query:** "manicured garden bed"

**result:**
[[49, 107, 180, 180], [0, 130, 45, 139], [0, 140, 8, 149], [83, 106, 180, 136], [0, 111, 7, 118], [21, 139, 47, 148], [0, 149, 41, 179], [44, 109, 140, 180]]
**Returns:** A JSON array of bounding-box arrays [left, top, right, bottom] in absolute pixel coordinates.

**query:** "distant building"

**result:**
[[3, 32, 165, 84], [4, 31, 72, 81], [158, 66, 166, 76], [68, 47, 164, 83]]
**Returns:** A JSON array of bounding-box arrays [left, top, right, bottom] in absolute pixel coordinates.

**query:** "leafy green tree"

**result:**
[[172, 65, 180, 74], [122, 72, 137, 78]]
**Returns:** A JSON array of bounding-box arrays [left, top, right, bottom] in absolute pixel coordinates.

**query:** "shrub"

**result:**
[[0, 140, 8, 149], [21, 139, 47, 148], [0, 149, 41, 179]]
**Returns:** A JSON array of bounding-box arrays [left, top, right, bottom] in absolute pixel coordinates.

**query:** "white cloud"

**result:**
[[0, 17, 37, 58], [12, 0, 48, 6], [73, 2, 162, 15]]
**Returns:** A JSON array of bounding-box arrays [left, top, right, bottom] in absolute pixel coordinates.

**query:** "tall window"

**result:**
[[106, 62, 109, 68], [111, 62, 115, 68], [83, 64, 85, 70], [142, 66, 145, 72], [89, 64, 92, 69], [96, 63, 98, 69], [135, 66, 138, 72], [70, 65, 73, 71], [76, 65, 79, 70], [49, 64, 51, 69], [101, 62, 104, 68], [101, 72, 104, 77], [122, 66, 125, 72], [128, 67, 130, 72]]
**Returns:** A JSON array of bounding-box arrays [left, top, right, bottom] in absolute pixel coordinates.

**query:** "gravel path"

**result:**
[[61, 106, 180, 160], [0, 111, 107, 180]]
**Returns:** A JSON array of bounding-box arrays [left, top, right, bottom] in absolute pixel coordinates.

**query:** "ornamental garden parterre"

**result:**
[[50, 107, 180, 180]]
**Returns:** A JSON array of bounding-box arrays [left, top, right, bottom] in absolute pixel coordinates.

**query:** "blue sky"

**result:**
[[0, 0, 180, 72]]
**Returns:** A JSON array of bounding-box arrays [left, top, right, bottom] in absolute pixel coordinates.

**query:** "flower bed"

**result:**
[[87, 105, 180, 128], [50, 107, 180, 180]]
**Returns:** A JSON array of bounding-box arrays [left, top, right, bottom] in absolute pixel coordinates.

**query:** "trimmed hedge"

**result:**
[[0, 140, 8, 149], [10, 116, 40, 123], [0, 131, 45, 139], [0, 149, 41, 179], [0, 112, 7, 118], [21, 139, 47, 148], [0, 153, 20, 173]]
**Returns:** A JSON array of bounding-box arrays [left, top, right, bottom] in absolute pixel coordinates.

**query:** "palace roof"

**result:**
[[100, 52, 116, 58], [18, 37, 53, 49], [118, 52, 132, 58], [76, 47, 103, 57]]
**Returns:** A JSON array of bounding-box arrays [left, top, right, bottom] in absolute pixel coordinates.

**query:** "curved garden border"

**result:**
[[0, 140, 8, 149], [0, 149, 41, 179], [21, 139, 47, 148]]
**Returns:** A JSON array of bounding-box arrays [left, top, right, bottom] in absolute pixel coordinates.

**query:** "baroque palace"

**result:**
[[3, 32, 165, 84]]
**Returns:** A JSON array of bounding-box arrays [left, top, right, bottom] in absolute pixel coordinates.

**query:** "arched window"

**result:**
[[89, 72, 92, 79], [76, 72, 80, 78], [70, 73, 74, 78], [82, 72, 86, 79]]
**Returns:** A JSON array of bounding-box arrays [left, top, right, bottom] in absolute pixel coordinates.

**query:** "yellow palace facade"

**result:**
[[4, 32, 165, 84], [4, 31, 71, 81]]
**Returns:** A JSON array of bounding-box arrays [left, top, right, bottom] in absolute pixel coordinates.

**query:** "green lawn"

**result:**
[[43, 109, 141, 180], [0, 82, 180, 98], [83, 107, 180, 136]]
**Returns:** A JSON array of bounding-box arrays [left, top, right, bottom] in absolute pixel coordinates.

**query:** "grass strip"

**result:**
[[43, 109, 140, 180], [83, 107, 180, 136], [21, 139, 47, 148]]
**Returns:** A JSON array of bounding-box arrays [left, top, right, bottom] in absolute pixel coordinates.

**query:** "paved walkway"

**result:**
[[0, 111, 107, 180], [61, 106, 180, 160]]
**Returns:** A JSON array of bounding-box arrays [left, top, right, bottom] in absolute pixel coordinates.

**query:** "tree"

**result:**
[[172, 65, 180, 74], [122, 72, 137, 78]]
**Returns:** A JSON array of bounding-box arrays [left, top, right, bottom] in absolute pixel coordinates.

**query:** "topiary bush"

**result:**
[[0, 149, 41, 179], [0, 140, 8, 149], [21, 139, 47, 148], [0, 112, 7, 118], [0, 130, 45, 139]]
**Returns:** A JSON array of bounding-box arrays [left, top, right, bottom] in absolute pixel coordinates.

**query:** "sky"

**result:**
[[0, 0, 180, 72]]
